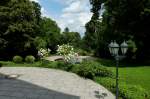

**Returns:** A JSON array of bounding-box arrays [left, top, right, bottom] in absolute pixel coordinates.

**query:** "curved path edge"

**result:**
[[0, 67, 115, 99]]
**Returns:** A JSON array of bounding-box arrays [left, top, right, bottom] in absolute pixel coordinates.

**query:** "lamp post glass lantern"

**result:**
[[121, 41, 128, 55], [108, 41, 128, 99], [109, 41, 119, 56]]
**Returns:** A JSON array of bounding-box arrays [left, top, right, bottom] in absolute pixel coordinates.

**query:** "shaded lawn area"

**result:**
[[97, 58, 150, 94]]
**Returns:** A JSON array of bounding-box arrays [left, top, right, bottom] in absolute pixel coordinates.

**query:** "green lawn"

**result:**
[[116, 66, 150, 94], [97, 59, 150, 95]]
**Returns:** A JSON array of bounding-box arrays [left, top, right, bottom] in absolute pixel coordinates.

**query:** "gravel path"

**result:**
[[46, 55, 95, 61], [0, 67, 115, 99]]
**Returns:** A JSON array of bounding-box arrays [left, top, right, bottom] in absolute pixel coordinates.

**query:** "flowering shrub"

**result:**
[[57, 44, 78, 63], [38, 48, 50, 58]]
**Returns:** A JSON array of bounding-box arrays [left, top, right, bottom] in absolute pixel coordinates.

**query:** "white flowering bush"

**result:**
[[38, 48, 50, 58], [57, 44, 78, 63]]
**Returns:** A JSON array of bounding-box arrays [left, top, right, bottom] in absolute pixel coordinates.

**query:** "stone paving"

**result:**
[[0, 67, 115, 99]]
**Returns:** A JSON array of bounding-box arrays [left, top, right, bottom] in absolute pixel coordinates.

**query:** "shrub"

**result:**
[[95, 77, 149, 99], [38, 48, 50, 58], [76, 49, 89, 56], [94, 77, 116, 91], [13, 56, 23, 63], [90, 62, 113, 77], [71, 61, 113, 79], [25, 55, 35, 63], [71, 64, 95, 79], [71, 64, 81, 73], [57, 44, 78, 63], [119, 84, 149, 99], [38, 60, 72, 71], [39, 59, 51, 67]]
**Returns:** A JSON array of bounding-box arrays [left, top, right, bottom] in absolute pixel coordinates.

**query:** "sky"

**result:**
[[30, 0, 92, 36]]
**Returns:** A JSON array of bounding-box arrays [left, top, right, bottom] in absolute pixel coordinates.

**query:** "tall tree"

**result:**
[[0, 0, 9, 53], [0, 0, 41, 59], [64, 27, 69, 33], [84, 0, 103, 53], [104, 0, 150, 60], [39, 17, 61, 53], [61, 28, 81, 48], [87, 0, 150, 60]]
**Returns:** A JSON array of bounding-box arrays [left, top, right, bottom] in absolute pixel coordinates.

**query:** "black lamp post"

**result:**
[[108, 41, 128, 99]]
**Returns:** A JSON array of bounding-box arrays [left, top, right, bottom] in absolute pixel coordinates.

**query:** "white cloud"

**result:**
[[54, 0, 75, 5], [56, 0, 92, 36], [41, 7, 51, 18], [30, 0, 39, 3]]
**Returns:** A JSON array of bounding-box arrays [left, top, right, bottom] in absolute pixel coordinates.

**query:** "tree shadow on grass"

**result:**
[[96, 58, 150, 67], [0, 73, 80, 99]]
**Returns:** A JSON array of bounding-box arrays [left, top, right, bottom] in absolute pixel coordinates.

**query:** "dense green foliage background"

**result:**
[[84, 0, 150, 61], [1, 0, 150, 62], [0, 0, 40, 59]]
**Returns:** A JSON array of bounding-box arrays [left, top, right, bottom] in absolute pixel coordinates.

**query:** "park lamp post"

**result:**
[[108, 41, 128, 99]]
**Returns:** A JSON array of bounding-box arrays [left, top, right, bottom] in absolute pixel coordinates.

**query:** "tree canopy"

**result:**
[[61, 27, 81, 48], [0, 0, 41, 59], [84, 0, 150, 60], [38, 17, 61, 53]]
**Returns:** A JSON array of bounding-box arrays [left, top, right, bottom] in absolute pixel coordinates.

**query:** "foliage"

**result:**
[[119, 84, 149, 99], [57, 44, 78, 63], [64, 27, 69, 32], [75, 49, 89, 56], [126, 39, 138, 60], [60, 27, 81, 48], [38, 60, 73, 71], [54, 62, 73, 71], [86, 0, 150, 60], [71, 61, 113, 79], [39, 17, 61, 53], [0, 0, 41, 60], [95, 77, 149, 99], [89, 0, 103, 20], [38, 48, 50, 58], [34, 37, 47, 49], [25, 55, 35, 63], [83, 0, 103, 52], [0, 0, 62, 60], [72, 64, 95, 79], [13, 56, 23, 63]]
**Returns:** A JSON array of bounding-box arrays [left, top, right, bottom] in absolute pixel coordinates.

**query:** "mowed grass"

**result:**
[[97, 59, 150, 94], [117, 66, 150, 94]]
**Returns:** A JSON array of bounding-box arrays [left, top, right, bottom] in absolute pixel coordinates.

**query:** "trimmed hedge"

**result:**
[[95, 77, 149, 99], [25, 55, 35, 63], [13, 56, 23, 63]]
